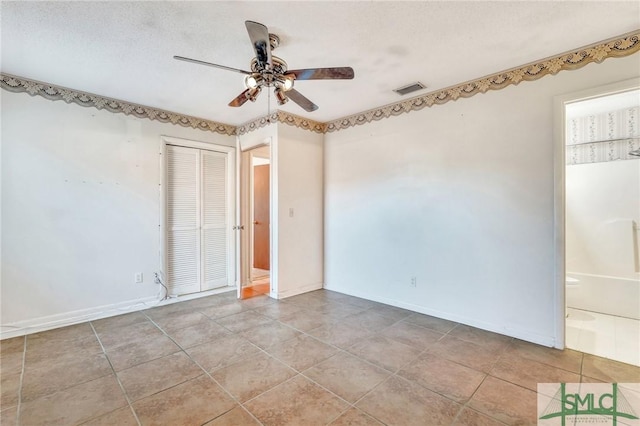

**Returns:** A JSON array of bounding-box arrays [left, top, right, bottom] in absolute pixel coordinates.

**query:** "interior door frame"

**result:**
[[250, 153, 270, 276], [160, 135, 237, 296], [552, 77, 640, 349], [237, 140, 273, 299]]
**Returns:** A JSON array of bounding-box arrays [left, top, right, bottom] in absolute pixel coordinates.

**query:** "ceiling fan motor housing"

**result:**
[[248, 56, 294, 95]]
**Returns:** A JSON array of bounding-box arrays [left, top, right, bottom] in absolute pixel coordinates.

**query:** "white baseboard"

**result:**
[[0, 296, 159, 339], [323, 284, 557, 348], [274, 281, 323, 300], [0, 286, 237, 340]]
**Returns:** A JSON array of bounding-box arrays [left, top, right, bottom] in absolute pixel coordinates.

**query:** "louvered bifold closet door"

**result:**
[[166, 145, 201, 295], [200, 150, 229, 291]]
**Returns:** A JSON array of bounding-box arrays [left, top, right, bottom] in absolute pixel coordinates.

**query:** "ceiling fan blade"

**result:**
[[245, 21, 272, 69], [287, 67, 354, 80], [228, 88, 252, 107], [174, 56, 251, 75], [286, 88, 318, 112]]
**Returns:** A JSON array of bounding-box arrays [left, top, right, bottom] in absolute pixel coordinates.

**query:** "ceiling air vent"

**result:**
[[393, 82, 427, 96]]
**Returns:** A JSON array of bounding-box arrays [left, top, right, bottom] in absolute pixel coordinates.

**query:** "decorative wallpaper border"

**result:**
[[237, 111, 325, 135], [2, 30, 638, 136], [325, 30, 640, 133], [235, 113, 278, 134], [0, 74, 236, 136]]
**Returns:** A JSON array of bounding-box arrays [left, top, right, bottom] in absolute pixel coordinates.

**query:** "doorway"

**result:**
[[560, 84, 640, 366], [240, 145, 271, 299]]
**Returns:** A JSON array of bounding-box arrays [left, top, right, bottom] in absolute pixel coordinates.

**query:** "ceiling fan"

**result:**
[[174, 20, 355, 113]]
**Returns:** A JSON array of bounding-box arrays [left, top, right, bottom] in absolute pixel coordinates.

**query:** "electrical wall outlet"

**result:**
[[410, 276, 417, 287], [135, 272, 143, 283]]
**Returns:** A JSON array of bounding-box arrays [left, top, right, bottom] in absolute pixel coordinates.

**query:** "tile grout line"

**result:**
[[15, 335, 27, 426], [189, 358, 264, 425], [389, 349, 468, 424], [373, 345, 510, 426], [282, 307, 498, 410], [253, 307, 475, 424], [14, 332, 131, 414], [243, 370, 357, 425], [88, 322, 142, 426], [387, 338, 510, 425], [184, 302, 389, 424], [486, 337, 514, 372], [271, 317, 408, 377], [416, 336, 506, 377], [463, 354, 543, 426], [308, 337, 423, 424], [346, 373, 396, 425], [184, 336, 265, 424], [448, 373, 490, 426], [144, 310, 266, 425], [478, 338, 576, 401]]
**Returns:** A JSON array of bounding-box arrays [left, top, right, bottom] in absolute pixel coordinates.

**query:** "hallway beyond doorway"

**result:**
[[242, 269, 270, 299]]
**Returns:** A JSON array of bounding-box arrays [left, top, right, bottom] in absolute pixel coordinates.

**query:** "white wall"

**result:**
[[238, 125, 275, 151], [565, 158, 640, 319], [566, 160, 640, 279], [324, 54, 640, 347], [276, 124, 324, 298], [1, 92, 235, 336]]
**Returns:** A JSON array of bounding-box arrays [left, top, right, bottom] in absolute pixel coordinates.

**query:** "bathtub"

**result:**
[[566, 272, 640, 320]]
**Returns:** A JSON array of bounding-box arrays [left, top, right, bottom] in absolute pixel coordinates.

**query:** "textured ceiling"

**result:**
[[2, 1, 639, 126]]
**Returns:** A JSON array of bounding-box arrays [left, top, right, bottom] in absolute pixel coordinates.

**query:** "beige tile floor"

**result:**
[[1, 289, 639, 425]]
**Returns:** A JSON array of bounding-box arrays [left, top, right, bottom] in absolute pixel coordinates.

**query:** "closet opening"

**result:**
[[161, 136, 236, 297]]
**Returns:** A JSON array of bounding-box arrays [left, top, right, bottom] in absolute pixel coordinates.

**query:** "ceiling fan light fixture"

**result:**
[[247, 86, 262, 102], [274, 88, 288, 105], [244, 74, 262, 89], [280, 75, 294, 91]]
